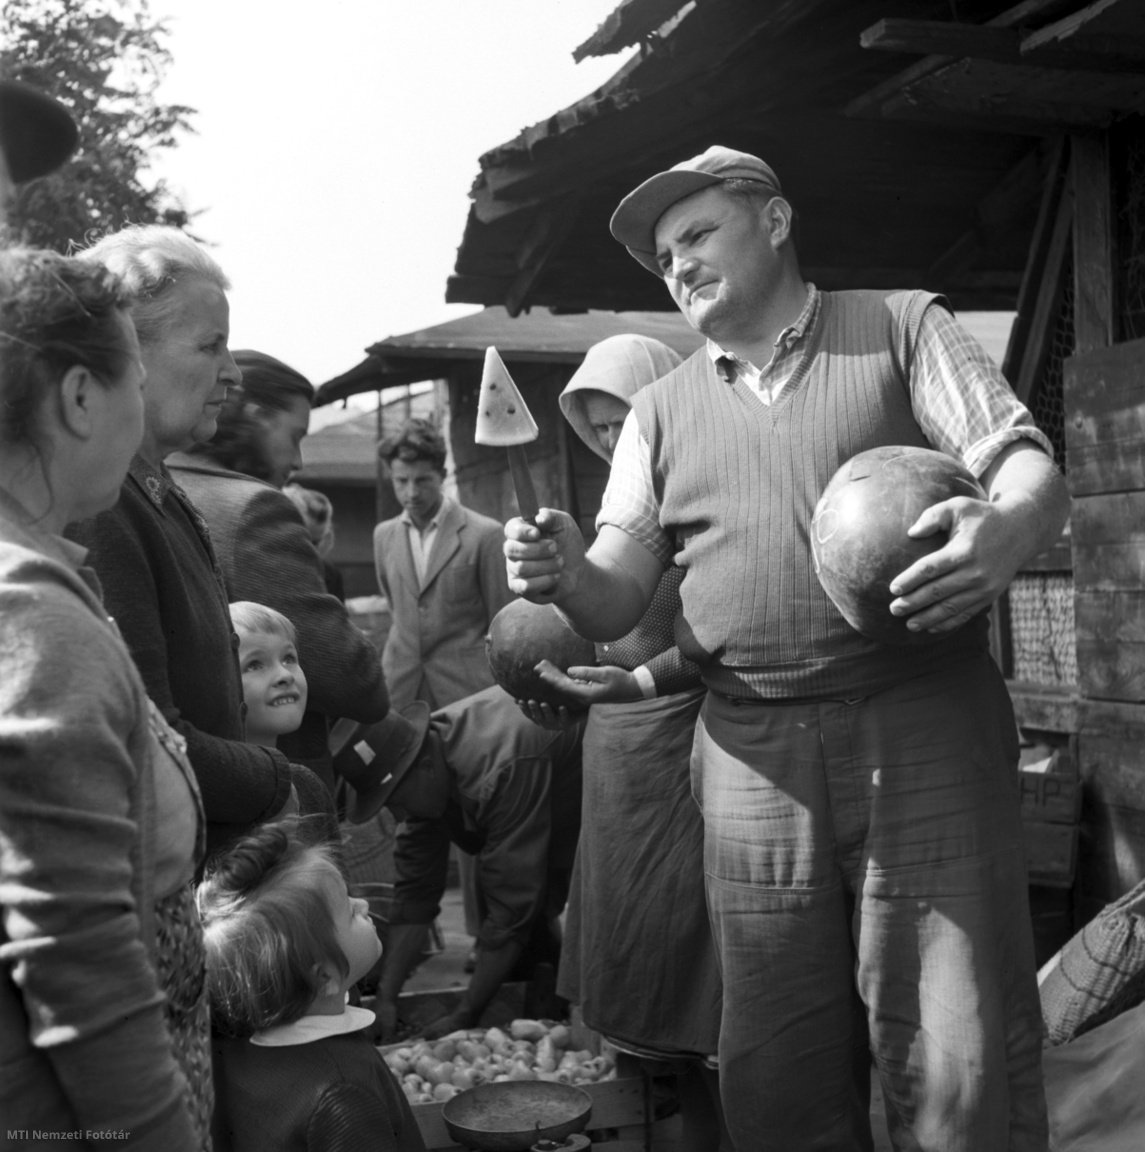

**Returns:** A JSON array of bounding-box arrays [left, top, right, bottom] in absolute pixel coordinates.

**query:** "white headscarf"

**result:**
[[559, 334, 683, 462]]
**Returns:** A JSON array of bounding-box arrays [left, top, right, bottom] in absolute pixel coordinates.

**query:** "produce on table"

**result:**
[[381, 1019, 615, 1105]]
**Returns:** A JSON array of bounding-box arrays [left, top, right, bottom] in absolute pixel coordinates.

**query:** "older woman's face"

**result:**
[[141, 277, 241, 460]]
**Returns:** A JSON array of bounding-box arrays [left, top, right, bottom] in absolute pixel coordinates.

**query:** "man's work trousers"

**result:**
[[693, 655, 1047, 1152]]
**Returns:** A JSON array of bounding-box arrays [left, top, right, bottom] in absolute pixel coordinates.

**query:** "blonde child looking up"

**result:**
[[199, 820, 425, 1151], [230, 601, 308, 749]]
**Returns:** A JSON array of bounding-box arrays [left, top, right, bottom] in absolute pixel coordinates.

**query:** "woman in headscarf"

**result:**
[[0, 248, 208, 1146], [531, 334, 731, 1150], [69, 226, 333, 855], [166, 350, 389, 792]]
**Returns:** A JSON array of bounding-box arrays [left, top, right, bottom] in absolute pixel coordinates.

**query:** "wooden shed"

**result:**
[[442, 0, 1145, 934], [316, 307, 704, 543], [293, 387, 441, 598]]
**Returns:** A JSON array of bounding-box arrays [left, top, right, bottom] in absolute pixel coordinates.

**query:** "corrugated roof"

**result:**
[[447, 0, 1145, 316], [368, 306, 704, 361], [298, 391, 437, 481], [573, 0, 691, 62], [316, 306, 705, 404]]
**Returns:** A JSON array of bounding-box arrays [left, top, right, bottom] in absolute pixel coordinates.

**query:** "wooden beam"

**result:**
[[504, 200, 581, 317], [861, 17, 1145, 75], [1071, 132, 1114, 353], [924, 148, 1045, 286], [847, 0, 1075, 118], [1008, 681, 1080, 733], [445, 274, 511, 307], [1023, 29, 1145, 73], [878, 87, 1109, 133], [1022, 0, 1127, 52], [1013, 169, 1073, 405], [861, 19, 1016, 59], [1003, 137, 1069, 384], [1063, 336, 1145, 495]]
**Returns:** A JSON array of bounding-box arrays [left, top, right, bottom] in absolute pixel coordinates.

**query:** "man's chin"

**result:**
[[690, 305, 724, 339]]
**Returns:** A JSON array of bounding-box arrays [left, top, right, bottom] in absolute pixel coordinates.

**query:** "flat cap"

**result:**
[[610, 145, 782, 274]]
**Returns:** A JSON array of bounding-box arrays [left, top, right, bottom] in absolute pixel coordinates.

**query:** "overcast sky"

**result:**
[[150, 0, 627, 390]]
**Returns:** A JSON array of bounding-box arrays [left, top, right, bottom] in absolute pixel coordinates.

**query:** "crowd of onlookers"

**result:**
[[16, 56, 1123, 1152], [0, 81, 732, 1151]]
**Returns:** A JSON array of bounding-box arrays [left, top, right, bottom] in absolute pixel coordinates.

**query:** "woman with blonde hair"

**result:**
[[70, 226, 333, 855]]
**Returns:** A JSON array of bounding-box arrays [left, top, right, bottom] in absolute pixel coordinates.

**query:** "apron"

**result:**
[[558, 687, 720, 1057]]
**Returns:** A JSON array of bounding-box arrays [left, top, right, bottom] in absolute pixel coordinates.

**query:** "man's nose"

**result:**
[[670, 251, 699, 283]]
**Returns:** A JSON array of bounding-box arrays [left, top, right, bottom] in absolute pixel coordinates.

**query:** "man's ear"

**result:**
[[765, 197, 794, 248], [55, 364, 98, 440]]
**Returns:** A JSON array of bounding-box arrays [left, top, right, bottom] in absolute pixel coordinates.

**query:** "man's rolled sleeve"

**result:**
[[596, 412, 675, 564], [912, 305, 1055, 478]]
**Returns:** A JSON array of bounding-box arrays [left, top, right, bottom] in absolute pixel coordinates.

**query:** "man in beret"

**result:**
[[339, 686, 583, 1043], [0, 79, 78, 224], [504, 145, 1069, 1150]]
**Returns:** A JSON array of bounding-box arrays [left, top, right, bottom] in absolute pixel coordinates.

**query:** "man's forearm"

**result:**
[[457, 938, 525, 1025], [377, 921, 430, 1004], [982, 440, 1071, 564], [554, 551, 657, 641]]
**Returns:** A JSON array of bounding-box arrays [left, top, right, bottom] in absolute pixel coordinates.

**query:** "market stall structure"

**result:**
[[438, 0, 1145, 939], [316, 306, 703, 541]]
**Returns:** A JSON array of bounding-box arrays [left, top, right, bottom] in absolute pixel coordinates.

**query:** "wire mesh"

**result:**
[[1115, 116, 1145, 342], [1028, 264, 1072, 473], [1006, 231, 1075, 687], [1009, 572, 1078, 687]]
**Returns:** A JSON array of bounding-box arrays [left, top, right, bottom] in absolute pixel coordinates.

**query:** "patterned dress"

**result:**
[[149, 703, 213, 1149]]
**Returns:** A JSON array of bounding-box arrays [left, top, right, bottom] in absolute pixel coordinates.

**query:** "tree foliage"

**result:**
[[0, 0, 197, 251]]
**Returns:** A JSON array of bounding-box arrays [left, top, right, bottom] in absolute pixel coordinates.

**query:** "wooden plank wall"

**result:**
[[447, 360, 573, 525], [1065, 334, 1145, 919], [1075, 700, 1145, 920]]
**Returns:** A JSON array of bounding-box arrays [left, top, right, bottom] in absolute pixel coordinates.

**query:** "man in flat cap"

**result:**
[[338, 686, 584, 1043], [505, 145, 1069, 1150], [0, 79, 78, 225]]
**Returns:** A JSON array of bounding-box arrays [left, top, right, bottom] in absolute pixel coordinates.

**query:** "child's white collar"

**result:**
[[251, 1001, 376, 1047]]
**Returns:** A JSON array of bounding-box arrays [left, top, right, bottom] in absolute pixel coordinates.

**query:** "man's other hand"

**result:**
[[504, 508, 586, 602]]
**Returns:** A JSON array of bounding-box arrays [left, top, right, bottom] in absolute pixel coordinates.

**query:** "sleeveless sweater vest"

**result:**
[[631, 289, 988, 700]]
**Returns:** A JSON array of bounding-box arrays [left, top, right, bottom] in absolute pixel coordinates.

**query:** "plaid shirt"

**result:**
[[599, 286, 1054, 564]]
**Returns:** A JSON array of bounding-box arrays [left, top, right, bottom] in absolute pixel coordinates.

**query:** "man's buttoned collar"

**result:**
[[400, 494, 451, 532], [707, 283, 820, 382]]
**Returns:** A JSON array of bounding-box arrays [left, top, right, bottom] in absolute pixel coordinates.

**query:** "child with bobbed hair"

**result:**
[[200, 820, 425, 1151]]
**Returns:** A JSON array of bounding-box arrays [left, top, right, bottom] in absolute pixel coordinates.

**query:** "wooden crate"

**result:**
[[1019, 750, 1081, 888]]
